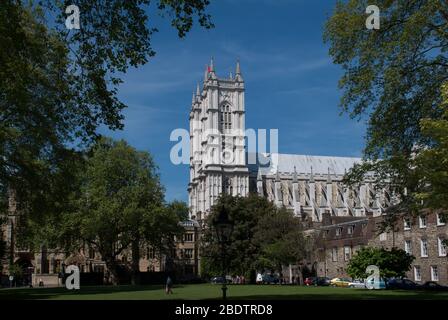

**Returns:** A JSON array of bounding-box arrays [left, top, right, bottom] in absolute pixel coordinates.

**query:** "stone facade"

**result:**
[[188, 60, 395, 226], [368, 211, 448, 284], [314, 213, 374, 279], [188, 59, 249, 225], [314, 211, 448, 285], [1, 194, 201, 285]]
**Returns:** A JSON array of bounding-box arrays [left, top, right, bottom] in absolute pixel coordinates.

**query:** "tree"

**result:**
[[0, 231, 6, 271], [41, 138, 180, 285], [8, 262, 23, 279], [201, 194, 307, 283], [167, 200, 190, 221], [413, 83, 448, 214], [0, 0, 213, 243], [254, 207, 306, 274], [324, 0, 448, 219], [347, 247, 414, 279], [201, 194, 274, 281]]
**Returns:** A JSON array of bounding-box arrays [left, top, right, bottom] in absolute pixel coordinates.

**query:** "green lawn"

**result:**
[[1, 284, 448, 300]]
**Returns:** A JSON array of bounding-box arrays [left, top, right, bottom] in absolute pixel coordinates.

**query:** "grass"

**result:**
[[1, 284, 448, 300]]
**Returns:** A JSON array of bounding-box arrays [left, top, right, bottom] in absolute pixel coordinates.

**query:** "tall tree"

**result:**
[[0, 0, 213, 240], [201, 194, 307, 283], [51, 138, 175, 285], [324, 0, 448, 220], [413, 83, 448, 213], [254, 207, 306, 275], [347, 247, 414, 279]]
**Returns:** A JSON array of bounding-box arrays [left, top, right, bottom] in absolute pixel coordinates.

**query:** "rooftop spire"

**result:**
[[192, 91, 195, 105], [309, 166, 314, 183], [327, 167, 332, 184], [196, 83, 200, 97], [292, 166, 298, 183], [204, 64, 209, 83], [275, 170, 280, 182], [208, 57, 217, 79], [210, 57, 214, 72], [235, 59, 243, 82]]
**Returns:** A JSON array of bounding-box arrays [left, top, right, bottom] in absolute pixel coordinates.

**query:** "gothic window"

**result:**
[[224, 177, 233, 195], [220, 104, 232, 130]]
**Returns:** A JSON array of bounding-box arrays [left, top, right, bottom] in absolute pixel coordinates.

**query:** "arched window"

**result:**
[[220, 104, 232, 130], [224, 177, 232, 195]]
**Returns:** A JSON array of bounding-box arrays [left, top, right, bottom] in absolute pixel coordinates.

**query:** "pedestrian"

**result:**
[[166, 276, 173, 294]]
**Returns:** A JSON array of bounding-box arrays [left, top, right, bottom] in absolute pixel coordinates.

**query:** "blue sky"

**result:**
[[101, 0, 367, 202]]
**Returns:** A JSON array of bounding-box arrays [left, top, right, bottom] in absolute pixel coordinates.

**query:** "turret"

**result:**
[[235, 59, 243, 82], [326, 167, 333, 208], [257, 169, 263, 196], [292, 166, 301, 216], [209, 57, 217, 80], [274, 170, 282, 207]]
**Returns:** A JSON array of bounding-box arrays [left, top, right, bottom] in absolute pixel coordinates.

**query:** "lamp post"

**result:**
[[212, 204, 233, 300]]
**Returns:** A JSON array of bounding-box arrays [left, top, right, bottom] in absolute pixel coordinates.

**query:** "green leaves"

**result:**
[[201, 194, 307, 278], [325, 0, 448, 159], [325, 1, 448, 222], [347, 246, 415, 279], [412, 83, 448, 210], [1, 0, 212, 240]]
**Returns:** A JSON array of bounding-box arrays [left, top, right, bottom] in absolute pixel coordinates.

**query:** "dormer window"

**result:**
[[347, 225, 354, 235]]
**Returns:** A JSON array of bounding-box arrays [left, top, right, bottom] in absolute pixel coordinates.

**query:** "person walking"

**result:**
[[166, 276, 173, 294]]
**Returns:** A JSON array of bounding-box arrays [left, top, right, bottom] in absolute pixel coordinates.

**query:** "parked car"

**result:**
[[262, 274, 280, 284], [210, 276, 230, 284], [330, 277, 351, 287], [315, 277, 331, 286], [420, 281, 448, 292], [348, 279, 366, 289], [304, 277, 316, 286], [386, 278, 420, 290]]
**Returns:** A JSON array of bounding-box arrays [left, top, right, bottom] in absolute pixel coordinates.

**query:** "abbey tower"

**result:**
[[188, 59, 249, 223], [188, 60, 394, 225]]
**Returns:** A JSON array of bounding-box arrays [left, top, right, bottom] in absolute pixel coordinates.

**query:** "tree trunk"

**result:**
[[249, 269, 256, 284], [131, 239, 140, 285], [104, 258, 119, 285]]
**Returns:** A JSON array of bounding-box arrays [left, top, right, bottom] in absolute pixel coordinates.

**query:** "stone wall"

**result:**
[[315, 211, 448, 285], [368, 212, 448, 284]]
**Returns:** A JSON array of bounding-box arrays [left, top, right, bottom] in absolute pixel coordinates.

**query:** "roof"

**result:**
[[247, 153, 362, 176], [181, 219, 200, 228]]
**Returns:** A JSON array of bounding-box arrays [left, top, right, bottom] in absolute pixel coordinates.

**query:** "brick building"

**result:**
[[314, 211, 448, 285], [368, 211, 447, 284], [314, 213, 375, 279], [1, 191, 201, 286]]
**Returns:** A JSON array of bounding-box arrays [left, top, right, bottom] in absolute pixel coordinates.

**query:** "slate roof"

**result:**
[[247, 152, 362, 176]]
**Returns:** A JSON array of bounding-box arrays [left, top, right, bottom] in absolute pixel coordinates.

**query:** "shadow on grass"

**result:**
[[0, 284, 185, 300], [1, 285, 448, 300], [222, 291, 448, 300]]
